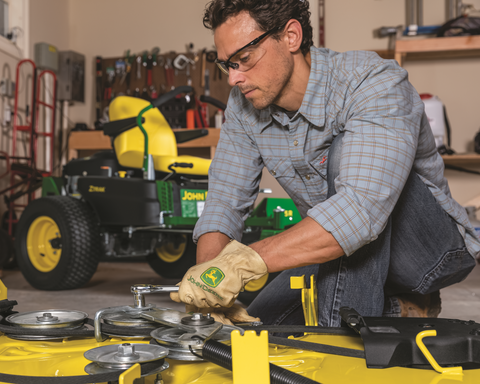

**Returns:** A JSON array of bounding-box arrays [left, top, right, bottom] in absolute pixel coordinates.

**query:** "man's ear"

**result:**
[[284, 19, 303, 53]]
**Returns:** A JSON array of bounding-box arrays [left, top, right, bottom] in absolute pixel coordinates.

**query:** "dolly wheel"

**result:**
[[15, 196, 101, 290], [238, 272, 280, 306], [147, 233, 196, 279]]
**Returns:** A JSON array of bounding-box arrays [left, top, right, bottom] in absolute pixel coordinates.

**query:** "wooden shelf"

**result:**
[[395, 35, 480, 65], [68, 128, 221, 160], [442, 153, 480, 166]]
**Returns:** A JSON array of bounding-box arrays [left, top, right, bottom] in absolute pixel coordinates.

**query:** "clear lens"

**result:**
[[230, 46, 266, 73], [217, 46, 267, 76]]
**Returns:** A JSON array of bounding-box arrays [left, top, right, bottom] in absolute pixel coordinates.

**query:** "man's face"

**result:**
[[214, 12, 294, 110]]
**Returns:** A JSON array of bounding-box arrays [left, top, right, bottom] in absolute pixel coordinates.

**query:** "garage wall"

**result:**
[[2, 0, 479, 218], [65, 0, 318, 128], [260, 0, 480, 206]]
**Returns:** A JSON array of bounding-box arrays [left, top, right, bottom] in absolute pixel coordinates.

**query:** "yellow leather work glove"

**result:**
[[170, 240, 268, 308], [185, 304, 261, 326]]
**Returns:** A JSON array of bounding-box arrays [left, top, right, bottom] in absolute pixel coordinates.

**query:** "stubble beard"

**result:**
[[247, 52, 294, 110]]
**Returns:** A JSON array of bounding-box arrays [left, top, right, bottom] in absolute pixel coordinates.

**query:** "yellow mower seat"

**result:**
[[109, 96, 211, 176]]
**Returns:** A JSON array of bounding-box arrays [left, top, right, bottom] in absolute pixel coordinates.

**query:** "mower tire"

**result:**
[[147, 233, 196, 279], [15, 196, 101, 290]]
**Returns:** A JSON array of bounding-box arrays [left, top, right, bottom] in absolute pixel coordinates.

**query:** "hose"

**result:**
[[202, 339, 321, 384]]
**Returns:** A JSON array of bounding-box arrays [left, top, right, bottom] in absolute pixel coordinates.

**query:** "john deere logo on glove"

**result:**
[[200, 267, 225, 288]]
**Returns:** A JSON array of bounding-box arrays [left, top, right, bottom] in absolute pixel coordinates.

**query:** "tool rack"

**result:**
[[97, 50, 231, 128]]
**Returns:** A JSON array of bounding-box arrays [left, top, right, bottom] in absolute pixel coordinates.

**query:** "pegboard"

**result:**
[[97, 51, 231, 128]]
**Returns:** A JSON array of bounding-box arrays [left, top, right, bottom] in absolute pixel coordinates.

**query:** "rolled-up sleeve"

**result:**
[[307, 62, 426, 256], [193, 89, 264, 243]]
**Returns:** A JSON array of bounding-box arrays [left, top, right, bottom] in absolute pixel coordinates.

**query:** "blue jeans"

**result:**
[[248, 133, 475, 326]]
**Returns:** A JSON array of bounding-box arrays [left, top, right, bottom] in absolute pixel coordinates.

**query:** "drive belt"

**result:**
[[240, 324, 357, 336], [0, 360, 163, 384], [0, 318, 155, 338], [268, 336, 365, 359], [240, 324, 365, 359]]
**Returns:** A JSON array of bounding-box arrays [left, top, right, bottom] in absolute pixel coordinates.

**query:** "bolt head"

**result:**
[[117, 343, 135, 356]]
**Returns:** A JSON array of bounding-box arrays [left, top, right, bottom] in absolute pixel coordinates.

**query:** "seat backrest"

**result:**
[[109, 96, 178, 169]]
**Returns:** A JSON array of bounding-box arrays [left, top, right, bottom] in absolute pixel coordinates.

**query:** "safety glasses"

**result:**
[[215, 26, 282, 76]]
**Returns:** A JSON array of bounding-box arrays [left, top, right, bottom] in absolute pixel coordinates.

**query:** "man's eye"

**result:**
[[239, 54, 251, 63]]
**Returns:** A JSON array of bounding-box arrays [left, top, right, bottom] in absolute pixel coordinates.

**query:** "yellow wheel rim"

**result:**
[[245, 273, 269, 292], [156, 235, 186, 263], [26, 216, 62, 272]]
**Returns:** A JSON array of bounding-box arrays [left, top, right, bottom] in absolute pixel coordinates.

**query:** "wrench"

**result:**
[[136, 55, 142, 79]]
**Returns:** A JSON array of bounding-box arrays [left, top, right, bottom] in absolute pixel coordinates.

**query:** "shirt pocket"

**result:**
[[263, 157, 295, 179], [309, 150, 329, 180]]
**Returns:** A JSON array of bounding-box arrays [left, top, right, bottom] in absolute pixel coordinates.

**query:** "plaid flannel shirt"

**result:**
[[193, 47, 480, 258]]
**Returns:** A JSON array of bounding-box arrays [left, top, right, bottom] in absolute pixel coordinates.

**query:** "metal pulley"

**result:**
[[6, 309, 88, 329], [150, 325, 236, 361], [84, 342, 169, 375], [4, 309, 89, 341], [103, 312, 161, 328]]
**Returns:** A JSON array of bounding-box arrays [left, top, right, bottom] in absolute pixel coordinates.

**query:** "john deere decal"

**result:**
[[200, 267, 225, 288]]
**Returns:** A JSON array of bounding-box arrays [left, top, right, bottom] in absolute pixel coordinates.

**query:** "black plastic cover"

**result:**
[[340, 307, 480, 369], [77, 176, 160, 226]]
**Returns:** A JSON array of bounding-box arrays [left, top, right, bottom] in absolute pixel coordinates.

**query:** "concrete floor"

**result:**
[[1, 260, 480, 322]]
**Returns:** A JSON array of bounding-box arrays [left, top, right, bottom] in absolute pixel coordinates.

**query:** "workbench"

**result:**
[[68, 128, 221, 160]]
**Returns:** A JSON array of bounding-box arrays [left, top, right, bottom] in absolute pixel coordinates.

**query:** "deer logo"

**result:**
[[200, 267, 225, 288]]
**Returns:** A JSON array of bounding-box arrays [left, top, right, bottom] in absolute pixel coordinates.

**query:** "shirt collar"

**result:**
[[297, 47, 327, 128]]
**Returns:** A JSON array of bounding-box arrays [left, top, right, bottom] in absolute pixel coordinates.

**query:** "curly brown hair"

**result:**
[[203, 0, 313, 56]]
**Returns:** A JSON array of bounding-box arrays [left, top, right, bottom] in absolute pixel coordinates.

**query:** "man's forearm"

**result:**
[[196, 232, 231, 264], [249, 217, 345, 273]]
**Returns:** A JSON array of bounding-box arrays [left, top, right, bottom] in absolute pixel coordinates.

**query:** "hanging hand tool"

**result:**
[[146, 55, 153, 87], [142, 50, 149, 72], [164, 57, 175, 90], [150, 85, 158, 100], [124, 51, 134, 94], [95, 56, 103, 120], [201, 49, 207, 87], [186, 43, 198, 71], [104, 66, 115, 101], [173, 54, 195, 71], [151, 47, 161, 66], [116, 59, 126, 85], [194, 97, 207, 128], [173, 54, 195, 86], [136, 55, 142, 80], [202, 68, 210, 126], [206, 50, 221, 80]]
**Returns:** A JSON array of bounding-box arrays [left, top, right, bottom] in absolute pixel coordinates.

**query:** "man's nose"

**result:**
[[228, 69, 245, 87]]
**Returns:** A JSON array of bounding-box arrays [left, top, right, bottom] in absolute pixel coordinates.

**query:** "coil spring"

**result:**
[[202, 339, 320, 384]]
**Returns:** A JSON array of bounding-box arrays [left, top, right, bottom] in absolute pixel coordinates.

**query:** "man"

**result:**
[[171, 0, 480, 326]]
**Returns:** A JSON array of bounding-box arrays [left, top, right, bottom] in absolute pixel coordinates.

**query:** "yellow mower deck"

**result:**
[[0, 277, 478, 384], [0, 332, 477, 384]]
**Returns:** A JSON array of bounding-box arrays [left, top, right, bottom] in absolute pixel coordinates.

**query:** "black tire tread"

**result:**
[[15, 196, 101, 290]]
